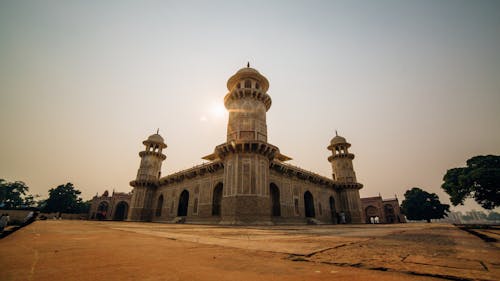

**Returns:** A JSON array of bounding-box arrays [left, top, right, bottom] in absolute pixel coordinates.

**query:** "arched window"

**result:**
[[156, 195, 164, 217], [255, 83, 260, 89]]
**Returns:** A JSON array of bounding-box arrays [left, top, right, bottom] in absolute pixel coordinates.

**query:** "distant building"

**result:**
[[89, 190, 131, 221], [89, 66, 366, 224], [361, 196, 405, 223]]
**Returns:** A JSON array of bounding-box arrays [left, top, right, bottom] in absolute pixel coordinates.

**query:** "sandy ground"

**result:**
[[0, 221, 498, 281]]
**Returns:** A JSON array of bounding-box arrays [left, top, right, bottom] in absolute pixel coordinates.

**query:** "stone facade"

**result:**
[[89, 190, 131, 220], [361, 196, 406, 224], [90, 66, 367, 224]]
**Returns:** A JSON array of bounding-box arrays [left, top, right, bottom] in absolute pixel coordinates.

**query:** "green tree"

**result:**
[[75, 200, 91, 213], [401, 187, 450, 223], [0, 179, 30, 209], [44, 183, 84, 213], [442, 155, 500, 209]]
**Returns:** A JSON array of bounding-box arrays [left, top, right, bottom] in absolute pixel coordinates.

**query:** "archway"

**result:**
[[156, 195, 164, 217], [365, 205, 379, 223], [113, 201, 128, 221], [97, 201, 109, 220], [329, 196, 336, 223], [212, 183, 223, 216], [270, 183, 281, 217], [304, 191, 315, 218], [177, 190, 189, 216], [384, 204, 395, 223]]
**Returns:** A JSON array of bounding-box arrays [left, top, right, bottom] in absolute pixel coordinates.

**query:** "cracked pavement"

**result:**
[[0, 221, 498, 281]]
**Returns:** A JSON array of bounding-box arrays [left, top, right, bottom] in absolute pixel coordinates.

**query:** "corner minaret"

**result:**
[[327, 132, 357, 182], [327, 132, 363, 223], [128, 132, 167, 221], [214, 65, 280, 224]]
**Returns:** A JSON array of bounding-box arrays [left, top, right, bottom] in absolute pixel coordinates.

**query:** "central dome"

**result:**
[[227, 66, 269, 92]]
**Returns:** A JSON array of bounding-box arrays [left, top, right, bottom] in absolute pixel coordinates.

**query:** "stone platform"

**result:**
[[0, 221, 498, 281]]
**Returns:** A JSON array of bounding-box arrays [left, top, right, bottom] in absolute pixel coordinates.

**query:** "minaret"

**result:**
[[214, 65, 280, 224], [128, 132, 167, 221], [225, 64, 271, 142], [327, 132, 356, 182], [327, 133, 363, 223]]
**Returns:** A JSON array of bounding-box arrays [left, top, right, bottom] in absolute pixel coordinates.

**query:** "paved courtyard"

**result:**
[[0, 221, 498, 281]]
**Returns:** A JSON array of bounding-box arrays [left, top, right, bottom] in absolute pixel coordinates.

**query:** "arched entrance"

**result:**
[[365, 205, 379, 223], [384, 204, 395, 223], [97, 201, 109, 220], [304, 191, 315, 218], [177, 190, 189, 216], [270, 183, 281, 216], [212, 183, 223, 216], [329, 196, 336, 223], [156, 195, 164, 217], [113, 201, 128, 221]]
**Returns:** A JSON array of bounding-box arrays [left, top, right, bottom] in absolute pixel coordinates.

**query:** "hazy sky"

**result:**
[[1, 0, 499, 212]]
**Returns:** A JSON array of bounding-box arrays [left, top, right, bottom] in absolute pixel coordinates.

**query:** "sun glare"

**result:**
[[210, 102, 226, 118]]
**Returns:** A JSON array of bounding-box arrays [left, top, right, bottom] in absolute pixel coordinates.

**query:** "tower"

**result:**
[[327, 133, 363, 223], [327, 133, 356, 182], [213, 65, 280, 224], [128, 133, 167, 221]]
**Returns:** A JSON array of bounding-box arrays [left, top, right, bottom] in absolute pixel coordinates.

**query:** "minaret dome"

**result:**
[[226, 66, 269, 93]]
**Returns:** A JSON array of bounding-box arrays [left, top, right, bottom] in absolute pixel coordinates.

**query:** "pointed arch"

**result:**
[[212, 183, 223, 216], [329, 196, 337, 223], [304, 191, 315, 218], [270, 183, 281, 217], [177, 190, 189, 216], [113, 201, 128, 221], [97, 201, 109, 220], [156, 194, 164, 217]]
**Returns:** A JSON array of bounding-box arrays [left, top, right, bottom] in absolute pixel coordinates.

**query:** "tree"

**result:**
[[401, 187, 450, 223], [23, 194, 38, 208], [75, 200, 91, 214], [44, 183, 84, 213], [442, 155, 500, 209], [0, 179, 30, 209]]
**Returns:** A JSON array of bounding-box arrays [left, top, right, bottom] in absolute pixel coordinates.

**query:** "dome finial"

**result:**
[[156, 128, 159, 134], [247, 61, 250, 68], [335, 130, 338, 136]]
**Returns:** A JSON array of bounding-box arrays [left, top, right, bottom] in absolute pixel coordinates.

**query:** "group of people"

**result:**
[[369, 216, 380, 224], [0, 213, 10, 232]]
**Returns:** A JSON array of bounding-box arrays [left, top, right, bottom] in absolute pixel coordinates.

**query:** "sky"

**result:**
[[1, 0, 499, 212]]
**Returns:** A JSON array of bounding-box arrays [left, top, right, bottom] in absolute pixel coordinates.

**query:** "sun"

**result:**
[[210, 101, 226, 118]]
